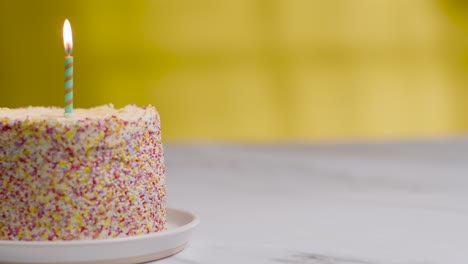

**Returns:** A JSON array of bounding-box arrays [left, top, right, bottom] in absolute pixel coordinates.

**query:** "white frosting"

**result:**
[[0, 104, 148, 122]]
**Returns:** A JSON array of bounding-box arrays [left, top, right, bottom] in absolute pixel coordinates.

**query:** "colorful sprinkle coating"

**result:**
[[0, 105, 166, 241]]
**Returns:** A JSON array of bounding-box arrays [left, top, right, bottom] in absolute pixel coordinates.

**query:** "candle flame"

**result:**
[[63, 19, 73, 55]]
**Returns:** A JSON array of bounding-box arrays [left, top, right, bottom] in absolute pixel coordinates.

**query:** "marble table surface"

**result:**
[[157, 139, 468, 264]]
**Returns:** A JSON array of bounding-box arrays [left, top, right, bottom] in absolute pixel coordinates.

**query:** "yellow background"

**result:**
[[0, 0, 467, 142]]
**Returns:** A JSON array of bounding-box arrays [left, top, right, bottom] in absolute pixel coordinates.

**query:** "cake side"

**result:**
[[0, 105, 166, 241]]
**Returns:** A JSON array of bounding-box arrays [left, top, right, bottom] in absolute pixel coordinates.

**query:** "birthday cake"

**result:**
[[0, 104, 166, 241]]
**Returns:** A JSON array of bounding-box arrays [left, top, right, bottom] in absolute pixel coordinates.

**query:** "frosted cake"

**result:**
[[0, 104, 166, 241]]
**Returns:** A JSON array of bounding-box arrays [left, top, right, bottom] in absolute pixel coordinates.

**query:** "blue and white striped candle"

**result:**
[[63, 19, 74, 116]]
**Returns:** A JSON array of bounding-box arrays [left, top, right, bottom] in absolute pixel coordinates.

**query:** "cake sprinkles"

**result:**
[[0, 104, 166, 241]]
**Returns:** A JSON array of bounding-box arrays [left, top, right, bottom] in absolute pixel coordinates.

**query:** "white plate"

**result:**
[[0, 208, 199, 264]]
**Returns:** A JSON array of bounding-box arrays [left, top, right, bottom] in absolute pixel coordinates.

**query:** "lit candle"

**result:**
[[63, 19, 74, 117]]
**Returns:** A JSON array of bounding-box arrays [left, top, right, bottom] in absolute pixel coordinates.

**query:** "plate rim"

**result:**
[[0, 207, 199, 247]]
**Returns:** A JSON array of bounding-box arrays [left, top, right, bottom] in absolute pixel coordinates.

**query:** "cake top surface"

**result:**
[[0, 104, 154, 122]]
